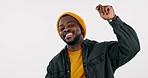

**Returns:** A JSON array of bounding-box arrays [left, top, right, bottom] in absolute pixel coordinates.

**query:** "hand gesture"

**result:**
[[96, 4, 116, 20]]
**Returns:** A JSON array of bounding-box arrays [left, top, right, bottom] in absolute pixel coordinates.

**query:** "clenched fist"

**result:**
[[96, 4, 116, 20]]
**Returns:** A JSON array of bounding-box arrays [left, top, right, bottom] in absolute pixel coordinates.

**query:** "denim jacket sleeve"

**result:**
[[45, 61, 54, 78], [107, 16, 140, 70]]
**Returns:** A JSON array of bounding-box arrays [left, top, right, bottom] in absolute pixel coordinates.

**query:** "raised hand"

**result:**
[[96, 4, 116, 20]]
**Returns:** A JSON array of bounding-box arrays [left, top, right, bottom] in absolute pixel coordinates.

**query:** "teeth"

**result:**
[[65, 33, 73, 38]]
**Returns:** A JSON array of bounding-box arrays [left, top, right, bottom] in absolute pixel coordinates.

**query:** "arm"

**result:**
[[96, 4, 140, 70], [45, 62, 54, 78], [107, 16, 140, 71]]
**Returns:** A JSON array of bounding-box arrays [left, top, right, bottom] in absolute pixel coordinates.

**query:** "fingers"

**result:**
[[104, 6, 111, 15], [96, 4, 112, 15], [96, 4, 102, 13]]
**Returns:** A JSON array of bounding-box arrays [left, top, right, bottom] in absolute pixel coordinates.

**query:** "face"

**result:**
[[58, 15, 83, 45]]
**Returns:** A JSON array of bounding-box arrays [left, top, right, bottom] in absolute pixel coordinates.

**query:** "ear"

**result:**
[[79, 25, 84, 36], [81, 30, 84, 35], [80, 29, 84, 37]]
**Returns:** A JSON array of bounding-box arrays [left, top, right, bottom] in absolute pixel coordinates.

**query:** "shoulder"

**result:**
[[49, 49, 65, 64], [83, 38, 98, 46], [84, 38, 110, 46], [46, 48, 67, 74], [47, 48, 66, 70]]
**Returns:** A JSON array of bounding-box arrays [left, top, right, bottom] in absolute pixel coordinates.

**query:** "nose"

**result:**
[[64, 26, 70, 32], [63, 27, 70, 33]]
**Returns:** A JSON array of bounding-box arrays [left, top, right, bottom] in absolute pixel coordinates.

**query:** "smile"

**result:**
[[65, 33, 73, 39]]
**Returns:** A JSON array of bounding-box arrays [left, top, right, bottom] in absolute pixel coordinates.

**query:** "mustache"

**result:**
[[63, 30, 74, 37]]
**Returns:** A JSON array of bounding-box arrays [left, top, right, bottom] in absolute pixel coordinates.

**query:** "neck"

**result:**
[[67, 37, 84, 51]]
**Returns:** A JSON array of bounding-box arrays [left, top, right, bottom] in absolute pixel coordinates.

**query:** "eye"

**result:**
[[68, 24, 75, 27], [59, 26, 64, 31]]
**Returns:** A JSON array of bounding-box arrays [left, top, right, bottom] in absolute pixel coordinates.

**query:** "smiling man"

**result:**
[[58, 14, 85, 51], [45, 4, 140, 78]]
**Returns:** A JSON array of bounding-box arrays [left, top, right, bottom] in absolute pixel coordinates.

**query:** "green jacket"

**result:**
[[45, 16, 140, 78]]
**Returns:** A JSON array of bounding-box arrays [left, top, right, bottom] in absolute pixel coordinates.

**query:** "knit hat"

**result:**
[[57, 12, 86, 38]]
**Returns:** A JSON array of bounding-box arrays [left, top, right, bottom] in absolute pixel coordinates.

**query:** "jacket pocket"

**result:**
[[88, 54, 105, 78], [89, 54, 105, 65]]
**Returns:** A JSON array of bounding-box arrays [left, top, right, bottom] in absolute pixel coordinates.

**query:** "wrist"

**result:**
[[107, 15, 117, 22]]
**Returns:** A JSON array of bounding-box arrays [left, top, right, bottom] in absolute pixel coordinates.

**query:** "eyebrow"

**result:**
[[67, 21, 75, 24], [59, 21, 75, 27]]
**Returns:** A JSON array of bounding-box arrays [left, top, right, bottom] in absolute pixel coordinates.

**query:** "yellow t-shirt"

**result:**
[[68, 49, 86, 78]]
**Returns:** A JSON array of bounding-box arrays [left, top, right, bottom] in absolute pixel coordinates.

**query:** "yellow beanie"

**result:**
[[57, 12, 86, 38]]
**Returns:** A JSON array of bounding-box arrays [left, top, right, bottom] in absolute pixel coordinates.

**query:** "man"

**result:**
[[45, 4, 140, 78]]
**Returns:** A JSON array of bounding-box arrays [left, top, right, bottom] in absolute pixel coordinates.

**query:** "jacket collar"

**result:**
[[61, 38, 92, 51]]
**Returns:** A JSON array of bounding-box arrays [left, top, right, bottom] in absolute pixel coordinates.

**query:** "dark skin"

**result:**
[[96, 4, 116, 20], [58, 4, 116, 51], [58, 16, 84, 51]]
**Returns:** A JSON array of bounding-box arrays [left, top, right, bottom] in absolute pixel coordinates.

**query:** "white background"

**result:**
[[0, 0, 147, 78]]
